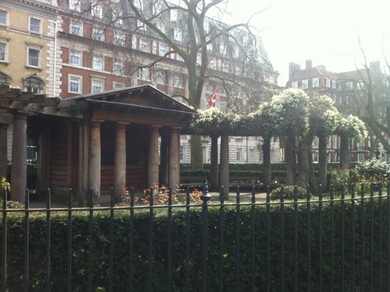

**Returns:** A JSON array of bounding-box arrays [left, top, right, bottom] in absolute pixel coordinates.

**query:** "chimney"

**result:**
[[289, 62, 301, 81], [306, 60, 312, 71], [369, 61, 380, 72]]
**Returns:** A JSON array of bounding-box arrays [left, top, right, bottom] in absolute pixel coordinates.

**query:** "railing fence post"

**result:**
[[24, 189, 30, 292], [2, 187, 7, 291], [200, 182, 211, 291]]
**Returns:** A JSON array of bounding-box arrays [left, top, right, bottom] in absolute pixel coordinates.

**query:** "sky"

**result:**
[[221, 0, 390, 85]]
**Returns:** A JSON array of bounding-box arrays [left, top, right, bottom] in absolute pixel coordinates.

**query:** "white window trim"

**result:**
[[29, 17, 42, 34], [92, 55, 103, 71], [92, 27, 104, 41], [139, 67, 150, 80], [0, 41, 8, 63], [68, 74, 82, 94], [114, 31, 125, 46], [91, 78, 104, 93], [26, 45, 42, 68], [113, 60, 124, 75], [140, 39, 149, 53], [69, 50, 82, 66], [91, 2, 103, 18], [113, 81, 124, 89], [70, 21, 82, 36], [0, 10, 8, 26], [302, 79, 309, 89]]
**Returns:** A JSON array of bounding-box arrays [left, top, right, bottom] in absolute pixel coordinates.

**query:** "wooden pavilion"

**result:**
[[0, 84, 195, 205]]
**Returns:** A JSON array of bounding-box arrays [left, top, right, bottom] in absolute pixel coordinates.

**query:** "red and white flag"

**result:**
[[208, 88, 219, 106]]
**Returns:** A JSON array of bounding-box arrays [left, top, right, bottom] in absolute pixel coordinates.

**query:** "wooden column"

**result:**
[[11, 112, 27, 202], [77, 121, 85, 206], [148, 125, 160, 188], [114, 122, 127, 202], [0, 123, 8, 183], [88, 120, 102, 204], [168, 127, 180, 190], [220, 133, 229, 197], [37, 125, 51, 194], [210, 134, 219, 191]]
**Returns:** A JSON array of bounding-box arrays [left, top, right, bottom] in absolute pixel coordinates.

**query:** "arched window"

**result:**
[[23, 74, 45, 94], [0, 71, 11, 85]]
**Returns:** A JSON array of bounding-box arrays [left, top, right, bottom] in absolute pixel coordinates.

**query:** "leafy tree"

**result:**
[[125, 0, 273, 168], [336, 115, 366, 169], [307, 95, 340, 190]]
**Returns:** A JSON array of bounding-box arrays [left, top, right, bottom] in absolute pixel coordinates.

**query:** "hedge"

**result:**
[[1, 196, 389, 290]]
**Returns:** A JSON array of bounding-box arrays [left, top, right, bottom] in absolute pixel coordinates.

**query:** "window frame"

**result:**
[[91, 2, 103, 18], [0, 10, 8, 26], [91, 79, 104, 93], [69, 50, 82, 66], [140, 39, 149, 53], [29, 17, 41, 34], [113, 31, 125, 46], [70, 21, 82, 36], [0, 41, 8, 62], [68, 74, 82, 94], [27, 46, 41, 68], [113, 60, 124, 75], [302, 79, 309, 89], [139, 67, 150, 80], [92, 27, 104, 41], [92, 55, 103, 71], [113, 81, 124, 89]]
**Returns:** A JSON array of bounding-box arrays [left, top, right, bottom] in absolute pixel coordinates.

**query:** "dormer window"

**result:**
[[312, 78, 319, 88]]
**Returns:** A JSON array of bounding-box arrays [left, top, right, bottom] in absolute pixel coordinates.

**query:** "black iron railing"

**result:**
[[1, 183, 390, 291]]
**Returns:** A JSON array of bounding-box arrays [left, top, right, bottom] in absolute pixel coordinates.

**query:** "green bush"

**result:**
[[270, 185, 308, 201], [1, 196, 389, 291]]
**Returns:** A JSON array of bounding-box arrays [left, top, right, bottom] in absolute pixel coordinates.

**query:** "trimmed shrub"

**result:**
[[270, 185, 308, 201]]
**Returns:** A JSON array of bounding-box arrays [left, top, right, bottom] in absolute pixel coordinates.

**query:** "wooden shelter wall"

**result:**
[[49, 124, 68, 187], [100, 125, 149, 195]]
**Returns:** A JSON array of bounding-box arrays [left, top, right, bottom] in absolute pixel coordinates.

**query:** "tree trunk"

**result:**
[[340, 135, 349, 169], [190, 135, 203, 169], [318, 135, 328, 190], [285, 134, 296, 185], [297, 137, 310, 189], [262, 136, 271, 188]]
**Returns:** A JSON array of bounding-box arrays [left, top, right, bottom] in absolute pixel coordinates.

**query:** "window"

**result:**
[[29, 17, 41, 34], [173, 75, 182, 87], [70, 50, 81, 65], [170, 9, 178, 22], [114, 32, 125, 46], [92, 27, 104, 41], [92, 79, 104, 93], [302, 79, 309, 89], [357, 142, 365, 151], [137, 19, 147, 30], [292, 81, 298, 89], [312, 78, 319, 88], [346, 81, 354, 90], [331, 80, 337, 89], [219, 43, 227, 55], [0, 42, 7, 62], [236, 148, 242, 161], [235, 66, 241, 76], [139, 68, 149, 80], [113, 60, 123, 74], [91, 2, 103, 18], [113, 82, 124, 89], [69, 0, 81, 11], [159, 43, 168, 56], [155, 71, 165, 85], [358, 154, 365, 162], [222, 62, 229, 73], [325, 78, 331, 88], [0, 10, 8, 26], [357, 81, 364, 90], [70, 21, 82, 36], [207, 43, 213, 51], [180, 146, 184, 161], [69, 75, 82, 93], [209, 58, 216, 70], [140, 39, 149, 52], [172, 28, 182, 41], [27, 47, 40, 67], [92, 56, 103, 71], [24, 75, 44, 94], [177, 54, 184, 62], [248, 149, 254, 162]]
